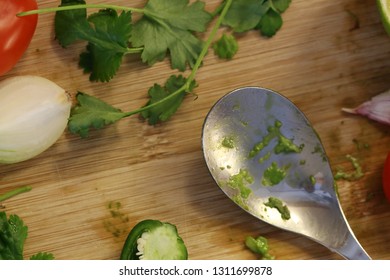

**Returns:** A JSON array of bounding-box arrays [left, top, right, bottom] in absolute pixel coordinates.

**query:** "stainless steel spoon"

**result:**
[[201, 87, 370, 260]]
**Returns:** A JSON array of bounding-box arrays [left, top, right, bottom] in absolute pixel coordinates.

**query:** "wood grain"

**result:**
[[1, 0, 390, 260]]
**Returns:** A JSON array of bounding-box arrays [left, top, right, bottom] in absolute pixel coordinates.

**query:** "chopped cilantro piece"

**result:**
[[227, 169, 254, 199], [261, 162, 288, 186], [245, 235, 275, 260], [334, 154, 364, 181], [264, 197, 291, 220]]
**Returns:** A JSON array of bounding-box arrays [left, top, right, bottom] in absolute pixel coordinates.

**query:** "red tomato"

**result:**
[[383, 152, 390, 202], [0, 0, 38, 76]]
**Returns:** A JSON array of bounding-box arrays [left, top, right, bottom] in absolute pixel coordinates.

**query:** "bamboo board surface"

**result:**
[[1, 0, 390, 260]]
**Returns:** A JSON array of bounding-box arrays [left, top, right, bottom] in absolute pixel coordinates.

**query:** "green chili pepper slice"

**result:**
[[120, 219, 188, 260]]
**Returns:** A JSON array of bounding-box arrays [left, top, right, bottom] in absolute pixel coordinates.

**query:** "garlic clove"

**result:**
[[0, 76, 72, 164], [342, 89, 390, 126]]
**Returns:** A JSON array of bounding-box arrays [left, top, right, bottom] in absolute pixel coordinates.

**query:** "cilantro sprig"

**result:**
[[25, 0, 212, 82], [0, 212, 54, 260], [0, 187, 54, 260], [19, 0, 291, 137], [67, 1, 221, 137], [67, 75, 197, 137]]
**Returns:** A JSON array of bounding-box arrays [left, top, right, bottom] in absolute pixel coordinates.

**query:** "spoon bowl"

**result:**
[[202, 87, 370, 259]]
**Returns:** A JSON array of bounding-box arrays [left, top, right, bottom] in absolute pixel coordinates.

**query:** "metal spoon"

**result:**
[[201, 87, 370, 260]]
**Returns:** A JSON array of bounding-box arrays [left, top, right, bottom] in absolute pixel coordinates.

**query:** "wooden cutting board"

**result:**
[[1, 0, 390, 260]]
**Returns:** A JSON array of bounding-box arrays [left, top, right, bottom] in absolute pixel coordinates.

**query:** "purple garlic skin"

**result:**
[[342, 89, 390, 126]]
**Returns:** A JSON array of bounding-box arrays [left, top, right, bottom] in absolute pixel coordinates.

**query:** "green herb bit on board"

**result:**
[[352, 138, 369, 151], [334, 154, 364, 181], [245, 235, 275, 260], [103, 201, 130, 238]]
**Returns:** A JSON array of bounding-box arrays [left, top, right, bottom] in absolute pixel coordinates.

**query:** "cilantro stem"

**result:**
[[210, 1, 227, 18], [0, 186, 32, 202], [186, 0, 232, 85], [17, 4, 144, 17], [125, 47, 144, 54], [122, 0, 233, 117]]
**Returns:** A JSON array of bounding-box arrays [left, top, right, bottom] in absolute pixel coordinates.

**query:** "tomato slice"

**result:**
[[383, 152, 390, 202], [0, 0, 38, 76]]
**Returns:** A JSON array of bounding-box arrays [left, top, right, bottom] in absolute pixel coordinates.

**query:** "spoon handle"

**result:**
[[334, 231, 371, 260]]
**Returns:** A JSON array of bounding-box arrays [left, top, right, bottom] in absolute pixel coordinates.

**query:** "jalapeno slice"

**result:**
[[120, 219, 188, 260]]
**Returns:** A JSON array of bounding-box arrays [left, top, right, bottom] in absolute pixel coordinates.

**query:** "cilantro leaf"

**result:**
[[68, 76, 196, 136], [257, 8, 283, 37], [272, 0, 292, 13], [222, 0, 290, 37], [30, 252, 55, 260], [0, 212, 54, 260], [79, 9, 133, 82], [141, 75, 197, 125], [213, 33, 238, 59], [68, 92, 127, 137], [55, 1, 133, 82], [131, 0, 212, 71], [143, 0, 211, 32], [54, 0, 89, 47], [256, 0, 291, 37], [222, 0, 265, 32], [0, 212, 27, 260]]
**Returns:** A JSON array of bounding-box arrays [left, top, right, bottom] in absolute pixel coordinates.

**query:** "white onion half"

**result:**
[[0, 76, 72, 164]]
